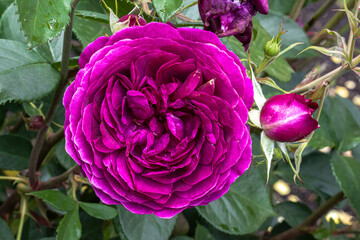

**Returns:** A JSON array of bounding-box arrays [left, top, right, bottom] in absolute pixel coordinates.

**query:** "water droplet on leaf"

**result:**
[[47, 19, 59, 31]]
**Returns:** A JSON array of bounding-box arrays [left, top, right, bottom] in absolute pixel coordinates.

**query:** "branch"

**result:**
[[36, 165, 80, 190], [303, 0, 336, 31], [28, 0, 80, 187], [291, 54, 360, 94], [0, 191, 20, 218], [311, 0, 355, 45], [289, 0, 305, 20], [269, 192, 345, 240], [37, 128, 65, 169]]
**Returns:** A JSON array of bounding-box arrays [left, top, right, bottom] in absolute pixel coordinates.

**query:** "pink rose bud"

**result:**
[[25, 115, 46, 131], [118, 14, 147, 27], [260, 93, 319, 142]]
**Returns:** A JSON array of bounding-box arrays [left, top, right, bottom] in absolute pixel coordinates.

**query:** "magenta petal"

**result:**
[[166, 113, 184, 140], [79, 36, 109, 68]]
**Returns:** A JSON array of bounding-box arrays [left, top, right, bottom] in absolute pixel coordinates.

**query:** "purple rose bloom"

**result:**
[[198, 0, 269, 50], [64, 22, 253, 218], [260, 93, 319, 142]]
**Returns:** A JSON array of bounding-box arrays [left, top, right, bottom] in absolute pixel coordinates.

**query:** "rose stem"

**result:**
[[37, 128, 65, 169], [28, 0, 80, 187], [290, 54, 360, 94], [0, 163, 78, 218], [347, 0, 359, 63], [0, 191, 20, 218], [289, 0, 305, 20], [268, 191, 345, 240], [16, 196, 27, 240], [37, 165, 80, 190], [303, 0, 336, 31], [311, 0, 355, 46]]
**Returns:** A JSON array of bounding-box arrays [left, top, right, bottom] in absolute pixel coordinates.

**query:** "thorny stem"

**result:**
[[0, 192, 20, 218], [311, 0, 355, 45], [36, 165, 80, 190], [289, 0, 306, 20], [290, 54, 360, 94], [37, 128, 65, 169], [269, 192, 346, 240], [28, 0, 80, 187], [347, 0, 359, 63], [16, 196, 27, 240], [0, 166, 79, 217]]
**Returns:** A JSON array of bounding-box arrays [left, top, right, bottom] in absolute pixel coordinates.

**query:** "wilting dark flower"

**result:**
[[260, 93, 319, 142], [64, 22, 253, 218], [198, 0, 269, 50]]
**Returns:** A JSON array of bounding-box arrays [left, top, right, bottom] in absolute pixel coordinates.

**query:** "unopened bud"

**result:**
[[260, 93, 319, 142], [25, 115, 46, 131], [264, 39, 281, 57]]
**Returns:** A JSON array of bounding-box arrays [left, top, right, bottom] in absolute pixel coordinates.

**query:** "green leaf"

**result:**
[[196, 165, 276, 235], [112, 214, 128, 240], [116, 205, 177, 240], [257, 77, 288, 93], [57, 205, 82, 240], [172, 237, 194, 240], [0, 39, 60, 104], [261, 131, 275, 184], [34, 31, 64, 63], [0, 218, 14, 240], [79, 202, 117, 220], [299, 46, 348, 62], [0, 0, 13, 16], [277, 142, 301, 182], [0, 3, 26, 42], [275, 152, 340, 199], [15, 0, 71, 46], [294, 141, 308, 182], [153, 0, 183, 22], [73, 0, 111, 47], [222, 19, 294, 82], [275, 201, 312, 227], [28, 190, 76, 212], [0, 134, 32, 170], [75, 10, 108, 24], [0, 106, 5, 127], [79, 211, 103, 240], [0, 4, 64, 64], [248, 109, 261, 128], [248, 63, 266, 109], [310, 96, 360, 151], [195, 224, 215, 240], [331, 152, 360, 217], [102, 0, 135, 17], [269, 0, 295, 14], [55, 139, 76, 169], [256, 10, 313, 58]]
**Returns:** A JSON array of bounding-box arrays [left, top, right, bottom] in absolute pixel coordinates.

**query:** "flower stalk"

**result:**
[[28, 0, 80, 187], [269, 192, 346, 240], [291, 54, 360, 94], [16, 196, 27, 240]]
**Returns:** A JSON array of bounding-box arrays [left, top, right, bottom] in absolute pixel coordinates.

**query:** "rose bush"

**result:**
[[64, 22, 253, 218]]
